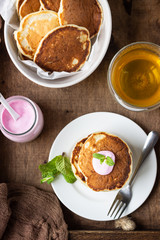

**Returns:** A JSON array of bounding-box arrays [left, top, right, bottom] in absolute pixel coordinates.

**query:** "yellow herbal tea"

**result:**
[[111, 46, 160, 108]]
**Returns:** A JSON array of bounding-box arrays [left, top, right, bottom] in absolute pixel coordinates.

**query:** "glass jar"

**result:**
[[0, 96, 44, 142], [107, 42, 160, 111]]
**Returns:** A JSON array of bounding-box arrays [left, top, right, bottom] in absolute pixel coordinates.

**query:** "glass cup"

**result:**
[[107, 42, 160, 111], [0, 96, 44, 142]]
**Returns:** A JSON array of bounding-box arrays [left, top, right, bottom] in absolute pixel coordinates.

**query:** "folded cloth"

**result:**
[[0, 184, 11, 238], [0, 183, 68, 240]]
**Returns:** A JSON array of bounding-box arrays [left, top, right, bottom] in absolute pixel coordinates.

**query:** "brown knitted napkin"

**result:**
[[0, 183, 68, 240]]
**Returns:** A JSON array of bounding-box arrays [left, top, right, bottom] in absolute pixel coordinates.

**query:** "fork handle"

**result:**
[[129, 131, 159, 186]]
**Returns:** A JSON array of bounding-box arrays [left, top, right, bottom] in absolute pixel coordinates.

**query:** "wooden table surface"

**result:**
[[0, 0, 160, 239]]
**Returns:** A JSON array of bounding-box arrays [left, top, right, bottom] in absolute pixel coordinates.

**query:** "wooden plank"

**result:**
[[69, 230, 160, 240]]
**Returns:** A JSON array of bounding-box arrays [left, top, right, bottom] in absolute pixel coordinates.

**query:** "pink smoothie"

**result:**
[[2, 99, 35, 134], [0, 96, 44, 143], [92, 151, 115, 175]]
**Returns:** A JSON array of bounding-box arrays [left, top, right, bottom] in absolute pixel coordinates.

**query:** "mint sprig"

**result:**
[[93, 153, 115, 166], [39, 155, 77, 184], [105, 156, 115, 166]]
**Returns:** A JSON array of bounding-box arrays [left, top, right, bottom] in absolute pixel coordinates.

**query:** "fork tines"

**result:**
[[107, 199, 127, 219]]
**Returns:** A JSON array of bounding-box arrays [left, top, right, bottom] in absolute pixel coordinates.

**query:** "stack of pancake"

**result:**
[[14, 0, 103, 72], [71, 132, 132, 192]]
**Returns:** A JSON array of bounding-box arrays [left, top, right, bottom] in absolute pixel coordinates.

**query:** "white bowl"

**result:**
[[4, 0, 112, 88]]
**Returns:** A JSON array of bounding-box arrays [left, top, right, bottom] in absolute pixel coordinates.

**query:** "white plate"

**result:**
[[4, 0, 112, 88], [49, 112, 157, 221]]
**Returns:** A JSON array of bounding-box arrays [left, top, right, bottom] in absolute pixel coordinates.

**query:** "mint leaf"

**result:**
[[93, 153, 106, 164], [56, 156, 76, 183], [40, 173, 55, 184], [93, 153, 106, 161], [55, 156, 71, 175], [39, 156, 59, 176], [63, 170, 77, 183], [39, 156, 61, 184], [100, 158, 105, 164], [39, 155, 77, 184], [40, 171, 58, 184], [105, 156, 115, 166]]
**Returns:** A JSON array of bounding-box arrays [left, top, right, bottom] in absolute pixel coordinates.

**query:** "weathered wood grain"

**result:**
[[69, 230, 160, 240]]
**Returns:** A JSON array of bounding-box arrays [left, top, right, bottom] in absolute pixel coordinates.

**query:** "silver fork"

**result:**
[[107, 131, 159, 219]]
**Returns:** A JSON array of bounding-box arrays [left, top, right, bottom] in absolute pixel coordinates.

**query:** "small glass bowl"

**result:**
[[107, 42, 160, 111]]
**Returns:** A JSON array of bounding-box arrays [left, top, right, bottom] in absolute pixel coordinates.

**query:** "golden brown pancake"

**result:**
[[58, 0, 103, 38], [34, 24, 91, 72], [18, 51, 30, 60], [19, 0, 41, 19], [40, 0, 60, 12], [14, 11, 60, 59], [16, 0, 25, 14], [71, 132, 132, 192], [71, 137, 88, 183]]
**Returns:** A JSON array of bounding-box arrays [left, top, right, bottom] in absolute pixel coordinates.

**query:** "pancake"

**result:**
[[58, 0, 103, 38], [16, 0, 25, 14], [18, 51, 30, 60], [34, 24, 91, 72], [71, 132, 132, 192], [18, 0, 41, 19], [71, 137, 88, 183], [14, 11, 60, 59], [40, 0, 60, 12], [39, 6, 44, 11]]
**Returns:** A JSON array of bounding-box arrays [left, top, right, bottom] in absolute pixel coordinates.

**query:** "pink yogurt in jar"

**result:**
[[0, 96, 44, 142]]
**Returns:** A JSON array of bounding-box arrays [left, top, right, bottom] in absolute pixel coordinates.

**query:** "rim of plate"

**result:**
[[4, 0, 112, 88], [49, 112, 157, 221]]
